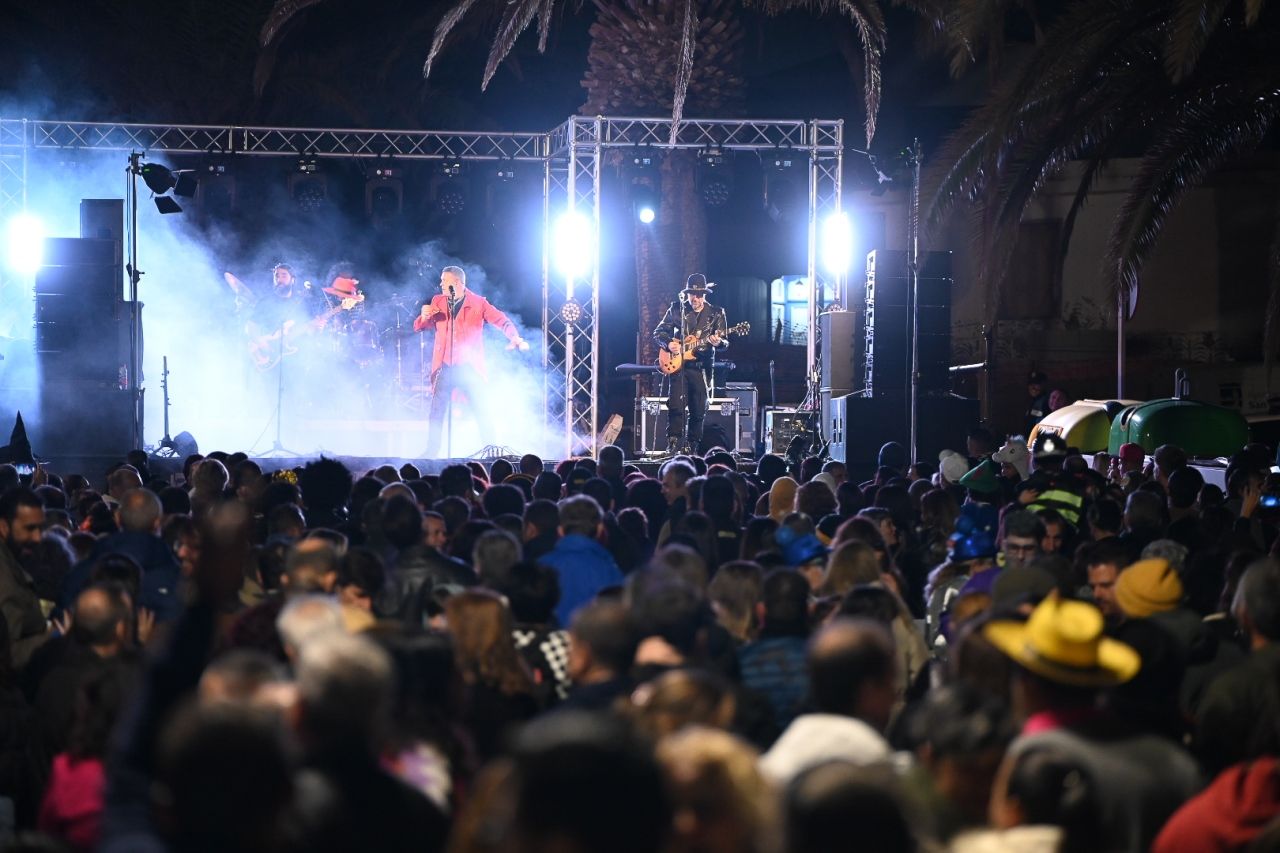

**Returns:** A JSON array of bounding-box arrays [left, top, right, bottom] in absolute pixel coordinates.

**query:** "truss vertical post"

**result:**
[[807, 119, 844, 439]]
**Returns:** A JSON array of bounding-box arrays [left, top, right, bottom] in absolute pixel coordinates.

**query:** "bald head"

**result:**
[[72, 584, 129, 652], [117, 487, 163, 533], [108, 466, 143, 500], [284, 538, 340, 593], [808, 618, 896, 727]]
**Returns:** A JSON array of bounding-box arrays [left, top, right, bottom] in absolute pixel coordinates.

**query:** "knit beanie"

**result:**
[[1115, 558, 1184, 618]]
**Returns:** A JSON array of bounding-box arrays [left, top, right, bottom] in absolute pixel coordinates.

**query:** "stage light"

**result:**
[[553, 210, 592, 281], [821, 211, 854, 275], [632, 182, 658, 224], [560, 298, 583, 323], [140, 163, 176, 195], [290, 157, 328, 213], [365, 166, 403, 226], [697, 147, 733, 208], [5, 214, 44, 274], [765, 149, 804, 224]]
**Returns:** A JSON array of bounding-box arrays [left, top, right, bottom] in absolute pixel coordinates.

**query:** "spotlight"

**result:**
[[697, 147, 734, 208], [553, 211, 592, 281], [4, 214, 44, 274], [365, 166, 403, 226], [632, 182, 658, 224], [289, 158, 328, 213], [560, 298, 583, 323], [625, 148, 661, 224], [140, 162, 198, 213], [196, 164, 236, 217], [433, 161, 467, 215], [821, 212, 855, 275], [140, 163, 176, 195]]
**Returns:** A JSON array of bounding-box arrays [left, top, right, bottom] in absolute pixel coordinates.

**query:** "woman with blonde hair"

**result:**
[[820, 541, 883, 597], [444, 589, 539, 760], [657, 727, 781, 853]]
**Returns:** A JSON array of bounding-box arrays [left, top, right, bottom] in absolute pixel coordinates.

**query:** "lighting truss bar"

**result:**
[[0, 120, 547, 161]]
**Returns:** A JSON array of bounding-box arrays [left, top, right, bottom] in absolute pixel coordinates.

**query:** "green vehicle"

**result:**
[[1107, 398, 1249, 459]]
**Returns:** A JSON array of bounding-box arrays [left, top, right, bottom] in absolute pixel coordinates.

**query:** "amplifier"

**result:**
[[636, 396, 753, 454], [764, 407, 810, 455]]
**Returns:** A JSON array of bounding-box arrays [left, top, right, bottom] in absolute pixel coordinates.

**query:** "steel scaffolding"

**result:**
[[0, 115, 842, 457]]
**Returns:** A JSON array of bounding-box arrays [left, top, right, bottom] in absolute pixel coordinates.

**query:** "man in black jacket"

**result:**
[[653, 274, 728, 454]]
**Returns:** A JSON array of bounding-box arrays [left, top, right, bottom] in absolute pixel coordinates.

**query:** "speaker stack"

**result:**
[[863, 249, 953, 396], [34, 199, 136, 458]]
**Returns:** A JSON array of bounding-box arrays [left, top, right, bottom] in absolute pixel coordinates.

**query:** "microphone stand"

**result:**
[[445, 285, 457, 459]]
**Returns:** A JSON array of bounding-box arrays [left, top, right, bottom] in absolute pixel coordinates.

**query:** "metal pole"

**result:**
[[126, 152, 142, 450], [1117, 289, 1126, 398], [907, 139, 922, 464]]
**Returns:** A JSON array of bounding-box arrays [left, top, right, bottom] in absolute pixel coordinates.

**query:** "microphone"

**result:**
[[447, 284, 456, 298]]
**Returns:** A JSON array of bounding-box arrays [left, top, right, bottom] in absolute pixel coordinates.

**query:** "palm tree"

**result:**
[[923, 0, 1280, 359]]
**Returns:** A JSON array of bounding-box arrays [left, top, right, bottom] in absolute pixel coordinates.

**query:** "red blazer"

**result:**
[[412, 290, 520, 378]]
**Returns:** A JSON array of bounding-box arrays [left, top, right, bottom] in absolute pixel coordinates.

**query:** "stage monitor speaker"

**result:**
[[829, 393, 979, 476], [636, 396, 753, 454]]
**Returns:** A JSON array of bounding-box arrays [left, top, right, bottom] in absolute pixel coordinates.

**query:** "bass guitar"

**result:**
[[657, 321, 750, 375]]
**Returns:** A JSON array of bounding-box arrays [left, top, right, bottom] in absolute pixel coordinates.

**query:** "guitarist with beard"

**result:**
[[653, 274, 729, 454], [244, 263, 316, 370]]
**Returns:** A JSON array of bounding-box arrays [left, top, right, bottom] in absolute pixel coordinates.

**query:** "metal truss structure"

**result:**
[[0, 115, 842, 457]]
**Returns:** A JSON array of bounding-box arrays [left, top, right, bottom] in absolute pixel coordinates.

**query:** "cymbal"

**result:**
[[223, 272, 256, 303]]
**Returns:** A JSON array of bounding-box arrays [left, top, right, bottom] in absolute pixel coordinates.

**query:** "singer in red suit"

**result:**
[[413, 265, 528, 457]]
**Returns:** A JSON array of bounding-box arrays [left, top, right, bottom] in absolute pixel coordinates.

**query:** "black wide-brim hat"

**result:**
[[682, 273, 715, 295]]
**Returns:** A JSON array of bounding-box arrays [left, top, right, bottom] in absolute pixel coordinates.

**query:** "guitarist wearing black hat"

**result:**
[[653, 273, 729, 454]]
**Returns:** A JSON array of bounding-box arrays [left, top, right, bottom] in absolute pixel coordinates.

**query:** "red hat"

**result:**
[[324, 275, 360, 298], [1118, 443, 1145, 464]]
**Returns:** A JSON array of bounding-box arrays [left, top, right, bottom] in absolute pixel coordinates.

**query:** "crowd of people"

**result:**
[[2, 429, 1280, 852]]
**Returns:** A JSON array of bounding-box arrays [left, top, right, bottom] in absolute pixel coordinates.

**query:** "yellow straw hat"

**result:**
[[983, 593, 1141, 688]]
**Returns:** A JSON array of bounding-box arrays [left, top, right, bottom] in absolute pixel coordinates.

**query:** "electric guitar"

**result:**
[[657, 321, 750, 375], [247, 293, 365, 370]]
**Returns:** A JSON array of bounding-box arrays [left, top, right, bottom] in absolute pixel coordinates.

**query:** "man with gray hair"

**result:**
[[59, 487, 183, 621], [538, 495, 622, 626], [291, 633, 449, 850], [412, 264, 529, 458], [277, 594, 345, 663]]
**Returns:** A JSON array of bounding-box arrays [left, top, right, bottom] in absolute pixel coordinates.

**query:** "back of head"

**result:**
[[520, 453, 545, 476], [156, 703, 293, 853], [276, 594, 345, 654], [570, 600, 637, 674], [483, 483, 526, 519], [297, 456, 353, 512], [523, 498, 560, 536], [295, 632, 394, 756], [533, 471, 563, 502], [1125, 489, 1166, 531], [807, 618, 895, 717], [497, 561, 561, 624], [472, 529, 522, 585], [439, 463, 474, 498], [558, 494, 603, 537], [380, 494, 425, 550], [627, 572, 708, 656], [1236, 557, 1280, 642], [284, 538, 339, 593], [785, 760, 916, 853], [582, 477, 614, 512], [513, 712, 671, 853], [71, 583, 129, 647], [1166, 466, 1204, 510], [762, 569, 811, 636], [1003, 747, 1102, 853], [1086, 499, 1123, 535]]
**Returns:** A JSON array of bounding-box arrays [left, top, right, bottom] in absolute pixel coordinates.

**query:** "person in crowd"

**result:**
[[444, 589, 540, 761], [0, 487, 50, 668], [539, 495, 622, 626], [739, 570, 811, 730], [561, 600, 637, 712], [760, 618, 898, 784]]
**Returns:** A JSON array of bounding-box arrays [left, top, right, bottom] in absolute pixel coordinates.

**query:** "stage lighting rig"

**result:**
[[289, 156, 328, 213], [764, 148, 804, 224], [139, 162, 197, 214], [434, 161, 467, 216], [696, 147, 733, 208], [626, 148, 660, 224], [365, 165, 403, 226]]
